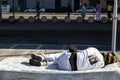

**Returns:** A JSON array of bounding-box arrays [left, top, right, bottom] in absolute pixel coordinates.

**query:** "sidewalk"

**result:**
[[1, 12, 110, 21], [2, 12, 120, 20], [0, 13, 120, 32]]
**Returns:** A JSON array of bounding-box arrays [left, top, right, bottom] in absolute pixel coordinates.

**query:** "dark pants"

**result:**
[[67, 12, 70, 17], [34, 10, 40, 20], [107, 11, 112, 20]]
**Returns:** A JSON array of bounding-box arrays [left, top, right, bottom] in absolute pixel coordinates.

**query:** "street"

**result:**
[[0, 13, 120, 51], [0, 30, 119, 51]]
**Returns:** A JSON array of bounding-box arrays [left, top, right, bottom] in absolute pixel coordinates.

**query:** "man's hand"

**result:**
[[88, 55, 99, 65]]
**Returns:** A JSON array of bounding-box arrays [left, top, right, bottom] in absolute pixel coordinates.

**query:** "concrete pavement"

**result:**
[[0, 52, 120, 80]]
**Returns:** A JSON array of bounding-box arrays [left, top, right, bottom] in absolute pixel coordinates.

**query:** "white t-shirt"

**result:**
[[77, 47, 105, 70]]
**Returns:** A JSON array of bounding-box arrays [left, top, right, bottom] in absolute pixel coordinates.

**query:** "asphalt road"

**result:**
[[0, 13, 120, 51], [0, 30, 119, 51]]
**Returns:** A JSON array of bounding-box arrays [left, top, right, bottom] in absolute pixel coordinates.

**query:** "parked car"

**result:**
[[54, 7, 67, 13], [76, 6, 96, 13], [24, 7, 45, 13]]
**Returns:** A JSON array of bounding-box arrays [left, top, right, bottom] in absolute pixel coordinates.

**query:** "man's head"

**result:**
[[68, 45, 78, 53]]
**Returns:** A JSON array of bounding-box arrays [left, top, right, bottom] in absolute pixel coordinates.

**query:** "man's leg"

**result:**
[[29, 53, 47, 66], [31, 53, 46, 62], [29, 52, 63, 66], [96, 12, 99, 21], [45, 52, 63, 65], [36, 11, 40, 20], [98, 12, 101, 21], [38, 12, 40, 20], [108, 11, 111, 20], [34, 15, 36, 19], [29, 59, 47, 66], [34, 11, 39, 20]]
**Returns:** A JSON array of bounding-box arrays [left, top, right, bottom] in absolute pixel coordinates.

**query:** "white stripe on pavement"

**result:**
[[36, 45, 43, 49], [9, 44, 18, 49], [61, 45, 66, 50]]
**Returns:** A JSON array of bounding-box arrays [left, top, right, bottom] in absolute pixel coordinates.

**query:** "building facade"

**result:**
[[2, 0, 72, 12], [1, 0, 120, 12], [82, 0, 120, 9]]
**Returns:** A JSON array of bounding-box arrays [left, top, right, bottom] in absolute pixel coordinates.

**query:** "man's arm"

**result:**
[[88, 55, 99, 65]]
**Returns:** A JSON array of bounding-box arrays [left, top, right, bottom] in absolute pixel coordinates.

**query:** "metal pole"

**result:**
[[12, 0, 15, 18], [0, 0, 2, 19], [111, 0, 118, 53]]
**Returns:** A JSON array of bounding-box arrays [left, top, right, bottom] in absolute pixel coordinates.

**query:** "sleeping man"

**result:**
[[29, 45, 117, 71]]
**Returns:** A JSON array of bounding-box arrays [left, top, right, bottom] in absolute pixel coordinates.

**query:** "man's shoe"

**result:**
[[29, 59, 47, 66], [29, 59, 41, 66], [31, 54, 46, 62]]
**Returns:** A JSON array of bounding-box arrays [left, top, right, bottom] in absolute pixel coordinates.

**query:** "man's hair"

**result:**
[[68, 45, 78, 53]]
